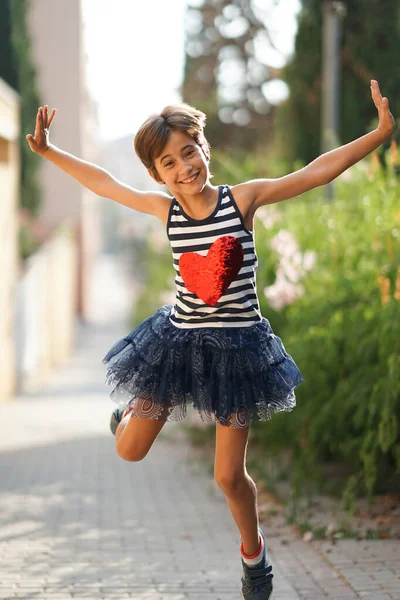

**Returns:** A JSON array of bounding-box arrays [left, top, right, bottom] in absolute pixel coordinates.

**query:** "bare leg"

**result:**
[[223, 473, 260, 556], [115, 398, 168, 461], [214, 420, 260, 555]]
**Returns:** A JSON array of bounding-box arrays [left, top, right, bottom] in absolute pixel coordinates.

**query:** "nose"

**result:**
[[179, 160, 193, 178]]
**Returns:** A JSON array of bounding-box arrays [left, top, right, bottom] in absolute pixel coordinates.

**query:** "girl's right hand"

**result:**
[[26, 105, 56, 155]]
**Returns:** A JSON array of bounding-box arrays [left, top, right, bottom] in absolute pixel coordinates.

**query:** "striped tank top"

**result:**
[[166, 184, 262, 328]]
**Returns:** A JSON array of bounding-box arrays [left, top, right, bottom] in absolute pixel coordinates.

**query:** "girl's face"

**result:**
[[152, 129, 211, 196]]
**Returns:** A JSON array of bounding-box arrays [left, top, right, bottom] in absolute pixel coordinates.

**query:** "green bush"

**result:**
[[252, 151, 400, 500]]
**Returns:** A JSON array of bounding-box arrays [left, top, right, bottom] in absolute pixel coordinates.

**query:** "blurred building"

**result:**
[[96, 134, 166, 253], [27, 0, 102, 320], [0, 78, 20, 399]]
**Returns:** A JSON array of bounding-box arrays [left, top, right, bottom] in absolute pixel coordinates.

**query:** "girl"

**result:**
[[27, 80, 394, 600]]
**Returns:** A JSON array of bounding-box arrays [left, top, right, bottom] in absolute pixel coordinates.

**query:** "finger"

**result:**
[[379, 97, 391, 116], [34, 108, 41, 137], [26, 134, 35, 149], [48, 108, 56, 127], [371, 80, 383, 103], [41, 108, 47, 132], [371, 79, 380, 93], [371, 90, 383, 110], [44, 105, 48, 128]]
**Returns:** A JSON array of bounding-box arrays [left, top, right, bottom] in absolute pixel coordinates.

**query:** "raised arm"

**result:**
[[26, 106, 171, 220], [239, 80, 396, 209]]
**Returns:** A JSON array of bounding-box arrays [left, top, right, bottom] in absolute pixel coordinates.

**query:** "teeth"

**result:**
[[181, 173, 198, 183]]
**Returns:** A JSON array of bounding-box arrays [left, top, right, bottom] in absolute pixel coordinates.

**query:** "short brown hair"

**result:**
[[134, 103, 211, 181]]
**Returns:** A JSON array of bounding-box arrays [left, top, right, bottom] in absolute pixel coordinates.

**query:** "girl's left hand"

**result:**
[[371, 80, 395, 138]]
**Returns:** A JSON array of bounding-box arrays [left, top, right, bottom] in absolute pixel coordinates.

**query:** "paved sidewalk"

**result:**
[[0, 257, 399, 599]]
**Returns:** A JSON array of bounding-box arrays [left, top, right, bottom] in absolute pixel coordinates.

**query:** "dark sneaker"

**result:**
[[109, 407, 125, 436], [241, 528, 273, 599]]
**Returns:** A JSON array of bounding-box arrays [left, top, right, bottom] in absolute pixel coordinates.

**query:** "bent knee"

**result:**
[[116, 443, 148, 462], [215, 471, 248, 492], [117, 448, 147, 462]]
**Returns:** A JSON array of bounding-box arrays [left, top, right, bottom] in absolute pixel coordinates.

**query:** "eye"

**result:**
[[165, 161, 174, 168], [185, 149, 195, 157]]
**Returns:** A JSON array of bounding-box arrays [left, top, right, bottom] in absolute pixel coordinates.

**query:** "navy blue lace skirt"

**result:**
[[102, 305, 304, 429]]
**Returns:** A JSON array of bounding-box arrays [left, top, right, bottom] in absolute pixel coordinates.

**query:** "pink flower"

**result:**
[[263, 229, 315, 310]]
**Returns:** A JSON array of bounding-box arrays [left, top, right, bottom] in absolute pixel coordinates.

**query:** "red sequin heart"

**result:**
[[179, 236, 244, 306]]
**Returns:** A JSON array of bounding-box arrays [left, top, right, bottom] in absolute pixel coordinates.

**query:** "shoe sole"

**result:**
[[242, 591, 272, 600]]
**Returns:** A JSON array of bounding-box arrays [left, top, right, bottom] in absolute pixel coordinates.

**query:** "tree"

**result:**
[[182, 0, 285, 153], [0, 0, 43, 216], [276, 0, 400, 168]]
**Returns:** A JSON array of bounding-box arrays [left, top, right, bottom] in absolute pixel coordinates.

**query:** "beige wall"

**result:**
[[0, 79, 20, 401], [14, 225, 78, 390], [27, 0, 103, 320], [27, 0, 83, 227], [0, 1, 103, 400]]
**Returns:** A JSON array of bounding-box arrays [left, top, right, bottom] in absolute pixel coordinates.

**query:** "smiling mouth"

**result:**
[[180, 172, 199, 184]]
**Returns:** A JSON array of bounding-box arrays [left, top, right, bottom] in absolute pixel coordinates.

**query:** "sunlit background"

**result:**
[[81, 0, 187, 141], [82, 0, 301, 141], [1, 0, 400, 554]]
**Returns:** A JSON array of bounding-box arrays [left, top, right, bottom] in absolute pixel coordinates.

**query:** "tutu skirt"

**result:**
[[102, 305, 304, 429]]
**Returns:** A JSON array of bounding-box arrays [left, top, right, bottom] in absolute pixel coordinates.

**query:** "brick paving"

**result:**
[[0, 256, 399, 600], [313, 540, 400, 599]]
